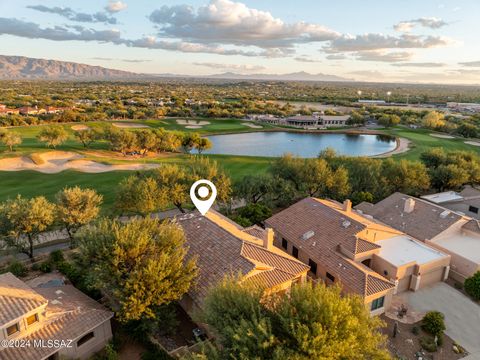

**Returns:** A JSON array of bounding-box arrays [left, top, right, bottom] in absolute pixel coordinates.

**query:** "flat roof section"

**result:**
[[421, 191, 463, 204], [377, 235, 447, 266], [434, 233, 480, 263]]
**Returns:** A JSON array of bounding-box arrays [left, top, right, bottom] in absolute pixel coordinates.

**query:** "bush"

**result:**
[[420, 336, 438, 352], [411, 326, 419, 335], [464, 271, 480, 300], [231, 215, 252, 227], [237, 203, 272, 225], [38, 261, 52, 273], [422, 311, 446, 336], [49, 250, 65, 264], [6, 261, 28, 277]]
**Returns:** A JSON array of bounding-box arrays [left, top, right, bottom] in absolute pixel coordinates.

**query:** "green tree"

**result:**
[[381, 159, 430, 195], [236, 203, 272, 225], [422, 111, 445, 130], [55, 186, 103, 244], [74, 129, 98, 148], [37, 125, 68, 149], [116, 175, 167, 216], [181, 132, 201, 153], [430, 164, 470, 191], [0, 196, 55, 259], [196, 279, 390, 360], [0, 130, 22, 151], [76, 218, 197, 322], [137, 129, 157, 156], [195, 137, 212, 154], [464, 271, 480, 300]]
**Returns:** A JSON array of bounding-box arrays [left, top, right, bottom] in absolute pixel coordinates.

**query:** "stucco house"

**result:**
[[421, 185, 480, 220], [176, 210, 309, 314], [265, 198, 450, 315], [356, 192, 480, 283], [0, 273, 113, 360]]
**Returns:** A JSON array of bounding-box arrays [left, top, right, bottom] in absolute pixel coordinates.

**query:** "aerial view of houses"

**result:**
[[1, 0, 480, 360]]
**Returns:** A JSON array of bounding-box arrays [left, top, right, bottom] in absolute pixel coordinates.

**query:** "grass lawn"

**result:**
[[385, 127, 480, 161], [0, 153, 272, 213]]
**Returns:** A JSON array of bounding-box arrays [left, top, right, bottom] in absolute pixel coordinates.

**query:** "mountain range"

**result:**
[[0, 55, 350, 81]]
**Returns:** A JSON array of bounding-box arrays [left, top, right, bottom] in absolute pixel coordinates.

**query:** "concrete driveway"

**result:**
[[398, 282, 480, 359]]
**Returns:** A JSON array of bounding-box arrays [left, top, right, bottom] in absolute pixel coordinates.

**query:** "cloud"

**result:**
[[294, 57, 320, 63], [324, 33, 450, 53], [459, 60, 480, 67], [27, 5, 117, 24], [326, 54, 347, 60], [193, 62, 266, 72], [354, 50, 413, 62], [392, 62, 446, 67], [91, 57, 151, 63], [394, 17, 448, 32], [148, 0, 339, 50], [105, 1, 128, 13], [0, 17, 122, 42]]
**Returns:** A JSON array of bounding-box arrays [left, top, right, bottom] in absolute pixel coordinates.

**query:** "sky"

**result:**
[[1, 0, 480, 84]]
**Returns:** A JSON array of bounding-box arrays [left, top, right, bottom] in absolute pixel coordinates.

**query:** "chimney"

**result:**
[[264, 228, 274, 250], [343, 199, 352, 212], [404, 198, 415, 213]]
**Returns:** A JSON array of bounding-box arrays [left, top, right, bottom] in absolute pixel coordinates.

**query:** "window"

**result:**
[[292, 246, 299, 259], [281, 238, 288, 250], [77, 332, 95, 347], [6, 323, 19, 336], [469, 205, 479, 214], [371, 296, 385, 311], [326, 272, 335, 282], [308, 259, 317, 275], [26, 313, 38, 326]]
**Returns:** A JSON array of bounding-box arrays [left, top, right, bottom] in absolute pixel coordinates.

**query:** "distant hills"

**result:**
[[0, 55, 139, 80], [0, 55, 350, 82]]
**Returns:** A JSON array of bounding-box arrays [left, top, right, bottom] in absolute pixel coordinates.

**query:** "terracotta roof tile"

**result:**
[[355, 192, 462, 241]]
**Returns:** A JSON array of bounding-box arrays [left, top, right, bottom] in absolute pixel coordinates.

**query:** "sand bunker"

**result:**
[[112, 122, 150, 128], [71, 125, 90, 131], [176, 119, 211, 127], [372, 138, 411, 158], [465, 141, 480, 147], [430, 133, 455, 139], [241, 122, 263, 129], [185, 125, 202, 129], [0, 151, 159, 174]]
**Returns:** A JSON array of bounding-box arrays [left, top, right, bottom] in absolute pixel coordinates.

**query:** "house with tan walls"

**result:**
[[0, 273, 113, 360], [176, 210, 310, 315], [265, 197, 450, 315], [356, 192, 480, 283]]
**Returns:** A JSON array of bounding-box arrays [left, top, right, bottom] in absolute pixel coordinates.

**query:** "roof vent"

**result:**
[[302, 230, 315, 240], [440, 210, 451, 219], [404, 198, 415, 213], [342, 220, 351, 228]]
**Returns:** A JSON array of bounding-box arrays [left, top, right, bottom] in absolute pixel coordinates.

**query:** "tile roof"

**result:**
[[355, 192, 462, 241], [177, 211, 309, 307], [0, 275, 113, 360], [265, 198, 394, 297], [0, 273, 48, 326], [462, 219, 480, 233]]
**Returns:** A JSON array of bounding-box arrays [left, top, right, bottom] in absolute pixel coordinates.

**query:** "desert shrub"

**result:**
[[422, 311, 446, 336], [49, 250, 65, 264], [6, 260, 28, 277], [38, 261, 52, 273], [464, 271, 480, 300], [411, 326, 420, 335], [420, 336, 438, 352]]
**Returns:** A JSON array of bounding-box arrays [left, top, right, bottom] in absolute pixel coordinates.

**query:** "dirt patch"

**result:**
[[112, 122, 150, 128], [381, 315, 467, 360], [71, 125, 89, 131], [241, 122, 263, 129], [0, 151, 159, 173], [431, 133, 455, 139], [465, 141, 480, 147]]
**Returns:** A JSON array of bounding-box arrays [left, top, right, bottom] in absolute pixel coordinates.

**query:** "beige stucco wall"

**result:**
[[59, 319, 113, 360]]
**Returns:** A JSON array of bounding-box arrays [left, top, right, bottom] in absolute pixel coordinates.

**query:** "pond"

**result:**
[[197, 132, 396, 158]]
